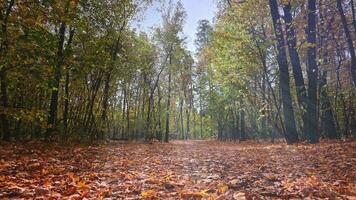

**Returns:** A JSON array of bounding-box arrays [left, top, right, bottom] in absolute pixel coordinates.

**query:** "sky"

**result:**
[[136, 0, 218, 53]]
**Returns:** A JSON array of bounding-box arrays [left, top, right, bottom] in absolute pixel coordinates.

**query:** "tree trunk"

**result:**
[[235, 104, 240, 141], [239, 99, 246, 142], [157, 85, 162, 141], [199, 91, 203, 139], [0, 72, 10, 141], [351, 0, 356, 37], [0, 0, 15, 141], [126, 85, 130, 137], [179, 96, 184, 139], [63, 69, 70, 140], [62, 28, 74, 140], [337, 0, 356, 86], [283, 2, 308, 135], [146, 90, 153, 140], [122, 84, 127, 138], [268, 0, 299, 144], [47, 20, 67, 139], [320, 70, 338, 139], [305, 0, 320, 144], [164, 66, 172, 143]]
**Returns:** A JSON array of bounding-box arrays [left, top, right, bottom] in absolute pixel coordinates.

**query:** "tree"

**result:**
[[337, 0, 356, 86], [304, 0, 319, 144], [268, 0, 299, 144], [0, 0, 15, 141], [282, 1, 308, 137]]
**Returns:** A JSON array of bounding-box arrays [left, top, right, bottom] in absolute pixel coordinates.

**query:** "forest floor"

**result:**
[[0, 140, 355, 199]]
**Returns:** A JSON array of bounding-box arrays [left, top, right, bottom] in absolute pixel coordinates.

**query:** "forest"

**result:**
[[0, 0, 355, 199]]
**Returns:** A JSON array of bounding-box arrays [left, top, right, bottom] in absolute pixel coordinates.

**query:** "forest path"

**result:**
[[0, 140, 355, 199]]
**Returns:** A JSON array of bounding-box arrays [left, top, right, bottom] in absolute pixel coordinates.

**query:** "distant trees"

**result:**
[[0, 0, 204, 142]]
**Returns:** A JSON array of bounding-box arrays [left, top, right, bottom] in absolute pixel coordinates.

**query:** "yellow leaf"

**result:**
[[141, 190, 156, 198], [199, 189, 209, 196], [77, 181, 88, 189], [218, 184, 229, 194]]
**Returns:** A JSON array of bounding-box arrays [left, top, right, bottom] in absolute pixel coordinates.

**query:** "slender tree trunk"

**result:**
[[179, 96, 184, 139], [0, 0, 15, 141], [62, 28, 74, 140], [101, 73, 111, 121], [235, 104, 240, 141], [63, 69, 70, 140], [283, 2, 308, 135], [351, 0, 356, 37], [199, 91, 203, 139], [239, 99, 246, 142], [0, 72, 10, 141], [47, 21, 67, 139], [146, 87, 154, 140], [157, 85, 162, 141], [126, 84, 130, 137], [337, 0, 356, 86], [122, 84, 127, 138], [320, 70, 338, 139], [165, 66, 172, 143], [268, 0, 299, 144], [305, 0, 320, 144], [186, 102, 191, 140]]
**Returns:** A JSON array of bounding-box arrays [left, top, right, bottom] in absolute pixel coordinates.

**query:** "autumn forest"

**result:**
[[0, 0, 355, 199]]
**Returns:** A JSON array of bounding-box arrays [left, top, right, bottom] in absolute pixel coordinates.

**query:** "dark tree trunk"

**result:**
[[122, 85, 127, 137], [199, 91, 203, 139], [101, 73, 111, 121], [261, 64, 267, 138], [283, 2, 308, 135], [126, 84, 131, 136], [235, 105, 240, 141], [164, 66, 172, 143], [337, 0, 356, 86], [268, 0, 299, 144], [0, 72, 10, 141], [179, 97, 184, 139], [0, 0, 15, 141], [320, 71, 339, 139], [101, 37, 122, 132], [305, 0, 320, 144], [63, 70, 70, 140], [157, 86, 162, 141], [146, 89, 154, 140], [239, 99, 246, 142], [351, 0, 356, 37], [47, 21, 66, 139]]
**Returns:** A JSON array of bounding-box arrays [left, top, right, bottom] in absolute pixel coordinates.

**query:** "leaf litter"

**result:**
[[0, 140, 355, 199]]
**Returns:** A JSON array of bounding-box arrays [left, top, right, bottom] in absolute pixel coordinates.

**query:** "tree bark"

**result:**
[[0, 0, 15, 141], [283, 2, 308, 135], [63, 28, 74, 140], [268, 0, 299, 144], [337, 0, 356, 86], [47, 16, 67, 139], [239, 99, 246, 142], [164, 63, 172, 143], [350, 0, 356, 36], [305, 0, 320, 144], [320, 70, 338, 139]]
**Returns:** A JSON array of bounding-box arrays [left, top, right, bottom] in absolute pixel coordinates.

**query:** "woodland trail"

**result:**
[[0, 140, 355, 199]]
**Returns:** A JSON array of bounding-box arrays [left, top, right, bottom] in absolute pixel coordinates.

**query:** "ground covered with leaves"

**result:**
[[0, 140, 355, 199]]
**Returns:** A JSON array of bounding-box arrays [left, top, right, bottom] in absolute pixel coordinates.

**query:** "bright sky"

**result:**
[[136, 0, 217, 53]]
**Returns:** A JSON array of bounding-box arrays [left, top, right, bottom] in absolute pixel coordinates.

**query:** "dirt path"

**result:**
[[0, 140, 355, 199]]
